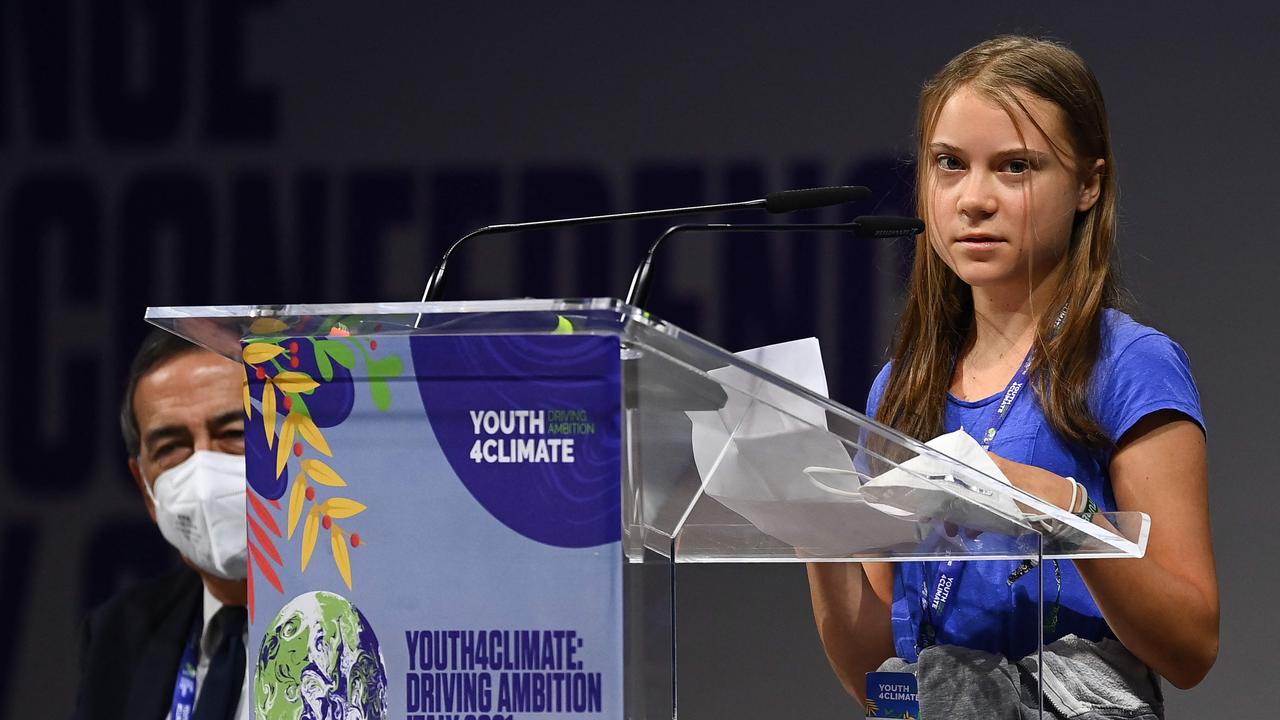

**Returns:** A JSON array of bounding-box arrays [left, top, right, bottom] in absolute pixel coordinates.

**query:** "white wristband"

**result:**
[[1065, 476, 1081, 513]]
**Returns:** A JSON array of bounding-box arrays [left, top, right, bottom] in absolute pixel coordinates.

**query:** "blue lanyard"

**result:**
[[168, 619, 201, 720], [916, 306, 1068, 651]]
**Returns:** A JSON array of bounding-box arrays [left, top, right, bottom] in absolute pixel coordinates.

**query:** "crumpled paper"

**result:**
[[688, 338, 922, 551]]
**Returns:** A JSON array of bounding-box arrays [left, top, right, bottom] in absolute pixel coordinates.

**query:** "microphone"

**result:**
[[624, 216, 925, 309], [419, 186, 870, 302], [763, 186, 870, 213]]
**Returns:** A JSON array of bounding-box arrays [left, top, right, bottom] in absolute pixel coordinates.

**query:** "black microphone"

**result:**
[[419, 186, 870, 302], [624, 216, 925, 309], [763, 186, 869, 213]]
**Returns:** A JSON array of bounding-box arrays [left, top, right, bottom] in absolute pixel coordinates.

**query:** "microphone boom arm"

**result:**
[[625, 218, 924, 309], [420, 199, 769, 302]]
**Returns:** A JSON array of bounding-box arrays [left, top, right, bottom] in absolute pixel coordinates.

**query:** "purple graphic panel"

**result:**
[[410, 334, 622, 548]]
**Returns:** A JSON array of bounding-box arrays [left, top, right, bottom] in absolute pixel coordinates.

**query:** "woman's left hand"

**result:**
[[986, 451, 1076, 512]]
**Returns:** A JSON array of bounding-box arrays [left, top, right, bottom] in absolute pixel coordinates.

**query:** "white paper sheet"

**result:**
[[688, 338, 922, 551]]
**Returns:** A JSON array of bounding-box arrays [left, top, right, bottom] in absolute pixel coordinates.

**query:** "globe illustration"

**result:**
[[255, 591, 388, 720]]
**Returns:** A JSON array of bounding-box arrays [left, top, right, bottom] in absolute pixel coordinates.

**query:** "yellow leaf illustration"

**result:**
[[276, 414, 298, 478], [249, 317, 289, 334], [295, 414, 332, 456], [301, 459, 346, 487], [288, 471, 308, 539], [241, 367, 252, 419], [262, 377, 277, 449], [317, 497, 367, 519], [273, 371, 319, 395], [301, 506, 320, 570], [331, 528, 353, 589], [242, 343, 286, 365]]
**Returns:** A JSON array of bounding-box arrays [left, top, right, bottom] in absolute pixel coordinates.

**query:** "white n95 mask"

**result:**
[[145, 450, 248, 580]]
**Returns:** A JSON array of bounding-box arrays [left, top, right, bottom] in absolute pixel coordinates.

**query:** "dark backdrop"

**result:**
[[2, 2, 1276, 717]]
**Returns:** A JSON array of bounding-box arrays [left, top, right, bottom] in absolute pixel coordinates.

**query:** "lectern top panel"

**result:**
[[145, 298, 631, 358], [145, 298, 1149, 562]]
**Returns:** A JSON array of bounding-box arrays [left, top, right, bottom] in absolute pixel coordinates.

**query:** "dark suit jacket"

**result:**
[[73, 567, 203, 720]]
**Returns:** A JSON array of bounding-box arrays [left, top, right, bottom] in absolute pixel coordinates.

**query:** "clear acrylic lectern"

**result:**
[[148, 298, 1148, 720]]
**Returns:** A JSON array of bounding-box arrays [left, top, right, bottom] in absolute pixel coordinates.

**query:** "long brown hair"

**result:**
[[876, 36, 1119, 448]]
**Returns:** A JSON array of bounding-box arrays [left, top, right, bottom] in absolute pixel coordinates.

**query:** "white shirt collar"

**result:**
[[198, 584, 247, 656], [184, 584, 250, 720], [199, 584, 224, 657]]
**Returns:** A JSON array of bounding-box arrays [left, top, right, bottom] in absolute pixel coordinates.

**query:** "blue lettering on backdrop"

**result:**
[[428, 168, 504, 299], [0, 523, 37, 710], [0, 166, 898, 490], [80, 521, 178, 612], [780, 161, 826, 345], [722, 162, 771, 350], [5, 0, 276, 144], [345, 171, 416, 299], [230, 171, 282, 301], [838, 156, 916, 396], [205, 0, 279, 141], [630, 163, 706, 327], [6, 0, 73, 144], [115, 170, 217, 388], [0, 5, 902, 715], [5, 173, 102, 495], [294, 171, 335, 301], [0, 156, 896, 652], [90, 0, 188, 144], [521, 167, 613, 299]]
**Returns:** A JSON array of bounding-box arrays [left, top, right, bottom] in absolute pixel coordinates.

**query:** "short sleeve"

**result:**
[[852, 363, 895, 477], [866, 361, 893, 417], [1092, 331, 1205, 444]]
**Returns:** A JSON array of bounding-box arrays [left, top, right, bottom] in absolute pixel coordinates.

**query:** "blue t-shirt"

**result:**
[[865, 309, 1204, 662]]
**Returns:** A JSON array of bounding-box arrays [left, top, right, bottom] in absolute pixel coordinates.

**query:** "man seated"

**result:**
[[75, 330, 250, 720]]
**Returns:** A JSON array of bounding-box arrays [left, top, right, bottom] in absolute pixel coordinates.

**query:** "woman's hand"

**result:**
[[986, 452, 1077, 512]]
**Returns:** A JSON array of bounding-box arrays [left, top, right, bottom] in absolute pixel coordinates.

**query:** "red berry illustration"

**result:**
[[322, 515, 332, 530], [350, 534, 361, 548], [370, 340, 378, 350], [293, 442, 303, 457], [289, 341, 299, 353], [256, 366, 266, 380], [282, 395, 293, 411], [290, 356, 300, 368], [305, 486, 315, 501]]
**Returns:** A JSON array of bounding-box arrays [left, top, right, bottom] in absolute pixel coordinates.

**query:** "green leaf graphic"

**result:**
[[289, 392, 312, 419], [370, 380, 392, 412], [321, 340, 357, 369], [313, 341, 334, 381], [368, 354, 403, 379]]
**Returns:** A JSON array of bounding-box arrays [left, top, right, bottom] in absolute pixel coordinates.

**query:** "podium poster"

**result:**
[[239, 326, 623, 720]]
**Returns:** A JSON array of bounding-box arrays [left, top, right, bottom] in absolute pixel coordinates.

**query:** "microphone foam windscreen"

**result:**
[[764, 186, 870, 213], [851, 216, 926, 238]]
